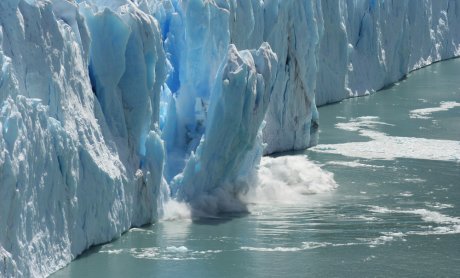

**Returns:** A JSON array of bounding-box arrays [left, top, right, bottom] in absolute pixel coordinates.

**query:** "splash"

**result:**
[[161, 200, 192, 221], [241, 155, 338, 205]]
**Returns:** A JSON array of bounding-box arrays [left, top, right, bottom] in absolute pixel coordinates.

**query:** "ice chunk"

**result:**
[[172, 43, 277, 215]]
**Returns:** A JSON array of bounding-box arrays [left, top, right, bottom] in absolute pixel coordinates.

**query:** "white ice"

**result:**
[[409, 101, 460, 119], [312, 116, 460, 162]]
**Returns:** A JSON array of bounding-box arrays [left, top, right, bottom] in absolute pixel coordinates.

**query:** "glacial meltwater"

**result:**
[[53, 60, 460, 277]]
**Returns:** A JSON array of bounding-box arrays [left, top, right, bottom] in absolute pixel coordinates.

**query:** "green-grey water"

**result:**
[[53, 59, 460, 277]]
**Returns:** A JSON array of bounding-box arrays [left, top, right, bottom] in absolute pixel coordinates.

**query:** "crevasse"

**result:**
[[1, 0, 459, 276]]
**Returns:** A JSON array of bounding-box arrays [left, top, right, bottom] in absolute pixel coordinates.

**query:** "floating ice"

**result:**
[[313, 134, 460, 162], [166, 246, 188, 253], [409, 101, 460, 119], [130, 248, 159, 260], [312, 116, 460, 162]]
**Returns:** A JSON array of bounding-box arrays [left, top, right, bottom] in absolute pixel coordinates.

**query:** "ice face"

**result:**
[[158, 0, 232, 181], [316, 0, 460, 105], [0, 0, 166, 276], [172, 43, 277, 215], [1, 0, 460, 276]]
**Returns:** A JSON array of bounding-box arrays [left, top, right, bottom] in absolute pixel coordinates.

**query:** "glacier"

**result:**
[[1, 0, 459, 276]]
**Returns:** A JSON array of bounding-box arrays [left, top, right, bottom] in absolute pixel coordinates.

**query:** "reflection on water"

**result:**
[[53, 60, 460, 277]]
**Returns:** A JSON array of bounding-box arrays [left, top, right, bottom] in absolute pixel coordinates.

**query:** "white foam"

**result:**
[[130, 248, 158, 259], [356, 215, 381, 222], [180, 155, 337, 216], [410, 101, 460, 119], [125, 246, 222, 261], [364, 255, 377, 262], [301, 242, 331, 249], [325, 160, 384, 168], [409, 209, 460, 224], [166, 246, 188, 253], [240, 155, 338, 205], [368, 206, 393, 214], [161, 200, 192, 221], [129, 228, 154, 234], [425, 202, 454, 209], [129, 247, 192, 261], [368, 206, 460, 236], [368, 206, 460, 224], [313, 137, 460, 161], [404, 178, 426, 183], [242, 236, 412, 251], [241, 241, 368, 252], [335, 117, 393, 132], [99, 249, 124, 255], [241, 242, 331, 252], [399, 191, 413, 197], [367, 236, 400, 247], [408, 225, 460, 235], [191, 250, 223, 254], [312, 116, 460, 162], [129, 228, 145, 232], [360, 232, 407, 247], [240, 246, 302, 252]]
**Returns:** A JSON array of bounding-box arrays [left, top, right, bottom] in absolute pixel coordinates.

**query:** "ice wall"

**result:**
[[316, 0, 460, 105], [226, 0, 460, 153], [148, 0, 323, 156], [150, 0, 460, 157], [228, 0, 324, 154], [153, 0, 460, 155], [156, 0, 232, 181], [0, 0, 166, 276]]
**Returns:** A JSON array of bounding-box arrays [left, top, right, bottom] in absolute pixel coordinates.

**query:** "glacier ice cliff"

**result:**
[[0, 0, 166, 276], [0, 0, 459, 276], [316, 0, 460, 105]]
